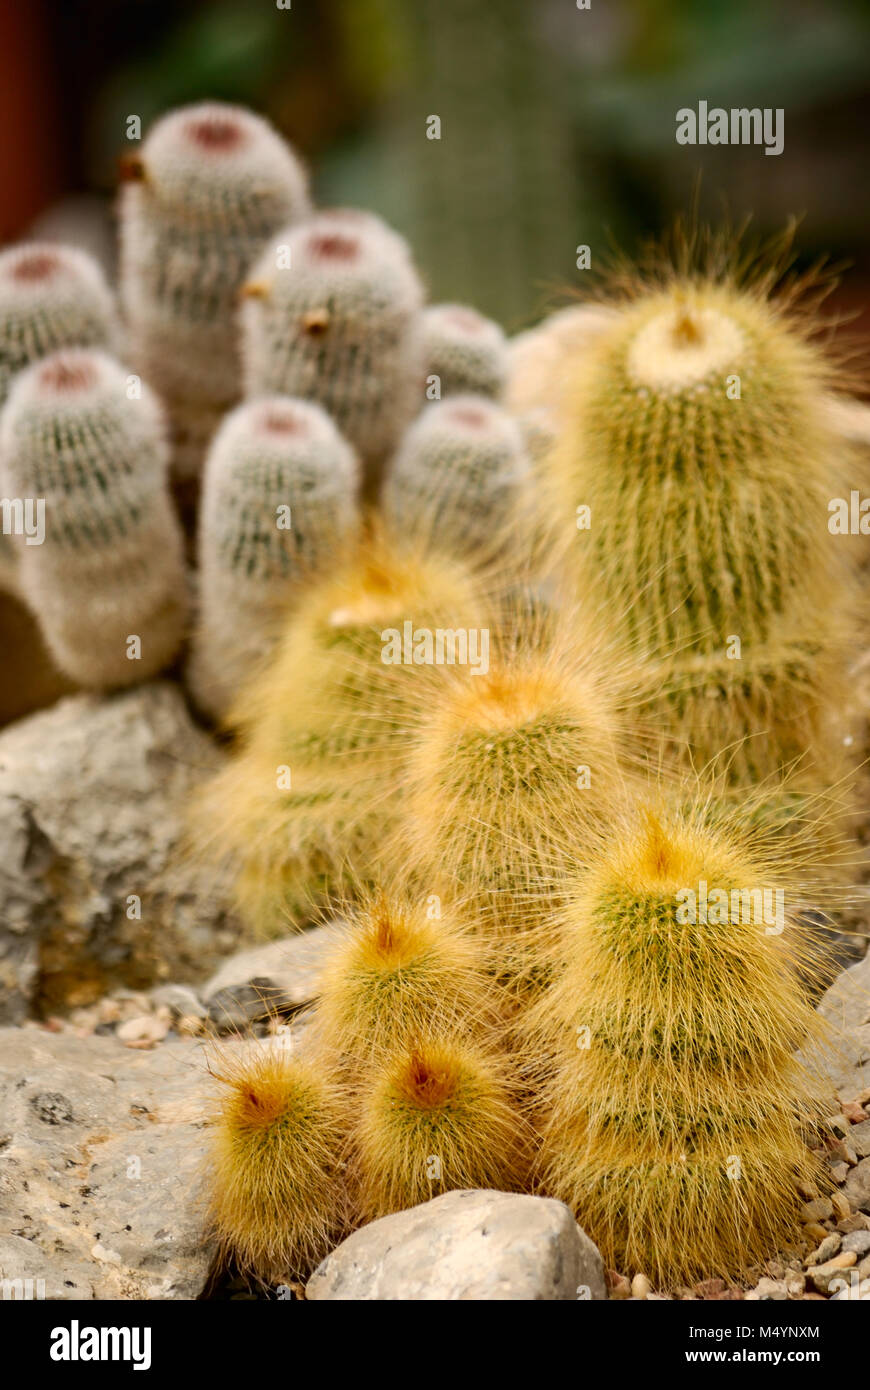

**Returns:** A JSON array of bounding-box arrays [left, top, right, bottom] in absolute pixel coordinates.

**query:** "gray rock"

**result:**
[[801, 949, 870, 1097], [849, 1118, 870, 1159], [842, 1230, 870, 1256], [150, 984, 207, 1021], [843, 1158, 870, 1214], [202, 924, 343, 1031], [0, 1025, 296, 1299], [0, 682, 244, 1023], [306, 1188, 607, 1301]]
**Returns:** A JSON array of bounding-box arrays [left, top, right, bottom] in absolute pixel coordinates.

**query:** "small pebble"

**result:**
[[785, 1272, 806, 1297], [116, 1014, 169, 1049], [805, 1233, 841, 1267], [823, 1113, 851, 1140], [801, 1198, 834, 1223], [831, 1190, 852, 1221], [838, 1213, 870, 1234], [745, 1277, 788, 1301], [842, 1099, 866, 1124], [607, 1271, 631, 1300], [693, 1277, 726, 1298], [806, 1251, 857, 1295], [630, 1273, 651, 1299], [843, 1231, 870, 1256], [803, 1221, 830, 1245], [829, 1161, 850, 1185]]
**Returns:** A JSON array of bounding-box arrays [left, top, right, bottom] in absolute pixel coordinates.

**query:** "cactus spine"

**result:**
[[241, 210, 424, 489], [0, 348, 187, 686], [528, 802, 832, 1286], [382, 395, 531, 563], [0, 243, 118, 408], [120, 102, 310, 479], [189, 397, 361, 721], [208, 1044, 348, 1283], [420, 303, 508, 399]]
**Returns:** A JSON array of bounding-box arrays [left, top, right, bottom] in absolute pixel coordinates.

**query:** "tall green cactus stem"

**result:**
[[0, 348, 187, 687], [194, 528, 486, 933], [526, 802, 832, 1286], [0, 242, 117, 407], [395, 607, 643, 939], [420, 304, 508, 399], [190, 397, 361, 721], [119, 102, 310, 479], [536, 277, 855, 787], [241, 210, 424, 490], [382, 395, 530, 562]]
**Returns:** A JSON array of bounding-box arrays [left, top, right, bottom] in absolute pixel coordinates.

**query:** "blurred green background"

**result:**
[[1, 0, 869, 335]]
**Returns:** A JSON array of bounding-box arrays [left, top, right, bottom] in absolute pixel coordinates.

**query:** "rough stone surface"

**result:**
[[202, 924, 343, 1031], [306, 1188, 607, 1301], [0, 1027, 218, 1299], [0, 682, 243, 1022], [843, 1157, 870, 1214], [802, 948, 870, 1098]]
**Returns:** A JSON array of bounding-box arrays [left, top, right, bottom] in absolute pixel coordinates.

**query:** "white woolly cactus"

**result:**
[[420, 303, 508, 399], [241, 209, 425, 486], [119, 101, 310, 477], [189, 395, 362, 721], [382, 395, 531, 561], [0, 242, 117, 407], [0, 348, 187, 687]]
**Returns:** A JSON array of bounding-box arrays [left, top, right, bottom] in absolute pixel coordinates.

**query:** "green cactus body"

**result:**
[[196, 531, 486, 933], [120, 102, 310, 478], [0, 348, 187, 686], [382, 396, 530, 563], [420, 303, 508, 399], [0, 243, 117, 408], [529, 805, 831, 1286], [397, 612, 639, 940], [190, 396, 361, 721], [209, 1048, 348, 1283], [241, 210, 424, 488], [538, 280, 854, 787], [353, 1040, 526, 1220]]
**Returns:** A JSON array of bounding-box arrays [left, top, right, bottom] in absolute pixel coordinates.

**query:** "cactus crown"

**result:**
[[125, 101, 309, 225], [0, 242, 117, 404]]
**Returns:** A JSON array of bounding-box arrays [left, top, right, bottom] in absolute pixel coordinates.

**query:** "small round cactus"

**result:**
[[352, 1038, 526, 1220], [241, 209, 425, 487], [381, 395, 531, 562], [420, 303, 508, 399], [120, 102, 310, 478], [0, 242, 117, 407], [208, 1044, 348, 1283], [0, 348, 187, 687], [189, 396, 362, 721], [315, 890, 497, 1065], [506, 302, 618, 423], [527, 801, 832, 1286]]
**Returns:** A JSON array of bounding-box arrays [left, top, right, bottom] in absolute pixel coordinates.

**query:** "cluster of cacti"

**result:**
[[1, 348, 186, 686], [209, 890, 529, 1276], [206, 790, 840, 1288], [119, 102, 310, 481], [1, 94, 865, 1297]]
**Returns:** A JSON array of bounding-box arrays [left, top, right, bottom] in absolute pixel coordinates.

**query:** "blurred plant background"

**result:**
[[1, 0, 869, 333]]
